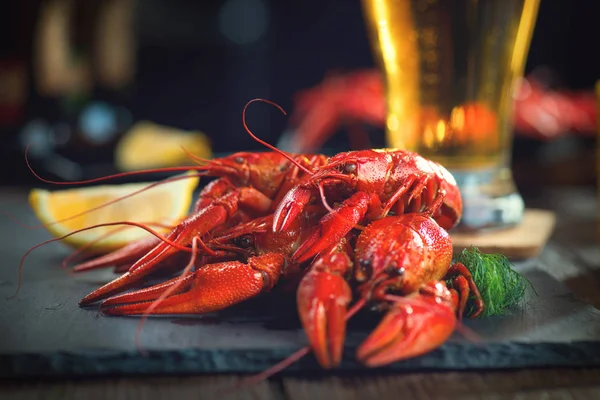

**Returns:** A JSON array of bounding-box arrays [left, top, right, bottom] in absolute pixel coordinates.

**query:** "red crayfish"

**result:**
[[19, 99, 485, 374], [277, 69, 598, 153]]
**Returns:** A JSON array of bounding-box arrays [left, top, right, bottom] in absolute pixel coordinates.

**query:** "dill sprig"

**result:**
[[448, 246, 532, 318]]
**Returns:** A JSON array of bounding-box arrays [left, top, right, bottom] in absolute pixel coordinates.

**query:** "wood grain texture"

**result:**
[[451, 209, 557, 259], [282, 369, 600, 400], [3, 370, 600, 400], [2, 376, 282, 400]]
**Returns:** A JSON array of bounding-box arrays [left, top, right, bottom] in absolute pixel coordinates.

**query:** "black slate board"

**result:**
[[1, 190, 600, 378]]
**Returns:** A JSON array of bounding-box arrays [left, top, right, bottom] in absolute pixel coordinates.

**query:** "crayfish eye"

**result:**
[[356, 259, 373, 282], [234, 234, 254, 249], [234, 156, 245, 164], [343, 163, 357, 173], [385, 264, 405, 277]]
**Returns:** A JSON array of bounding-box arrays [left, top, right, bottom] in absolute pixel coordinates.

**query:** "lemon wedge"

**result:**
[[115, 121, 212, 171], [29, 171, 199, 252]]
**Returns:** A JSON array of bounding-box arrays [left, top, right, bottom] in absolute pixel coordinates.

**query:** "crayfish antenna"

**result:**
[[242, 98, 314, 177], [24, 144, 202, 186], [62, 222, 173, 272], [7, 221, 193, 300], [133, 236, 202, 355], [229, 297, 369, 392], [5, 168, 203, 230], [179, 146, 213, 165], [69, 230, 170, 273], [220, 346, 312, 395], [454, 321, 484, 344], [61, 226, 130, 274]]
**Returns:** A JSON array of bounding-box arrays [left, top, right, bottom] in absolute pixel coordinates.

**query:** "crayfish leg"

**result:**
[[444, 262, 485, 319], [192, 178, 234, 213], [71, 236, 161, 273]]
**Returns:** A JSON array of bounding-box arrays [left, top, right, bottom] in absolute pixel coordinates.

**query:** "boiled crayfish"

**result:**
[[277, 69, 598, 153], [22, 99, 485, 373]]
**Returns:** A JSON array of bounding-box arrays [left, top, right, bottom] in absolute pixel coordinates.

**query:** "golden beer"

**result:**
[[362, 0, 540, 230]]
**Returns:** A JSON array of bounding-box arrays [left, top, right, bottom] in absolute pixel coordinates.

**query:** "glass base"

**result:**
[[449, 166, 525, 233]]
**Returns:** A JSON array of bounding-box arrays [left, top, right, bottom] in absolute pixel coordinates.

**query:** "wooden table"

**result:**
[[3, 184, 600, 399]]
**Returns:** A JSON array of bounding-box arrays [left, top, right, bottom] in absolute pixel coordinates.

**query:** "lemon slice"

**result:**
[[115, 121, 212, 171], [29, 171, 199, 252]]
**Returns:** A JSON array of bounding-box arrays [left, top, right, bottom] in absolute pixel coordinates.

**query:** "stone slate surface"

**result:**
[[1, 191, 600, 378]]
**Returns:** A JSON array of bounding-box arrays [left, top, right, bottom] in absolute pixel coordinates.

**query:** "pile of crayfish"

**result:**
[[28, 99, 486, 371]]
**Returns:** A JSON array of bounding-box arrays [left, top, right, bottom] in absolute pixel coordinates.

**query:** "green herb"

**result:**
[[448, 246, 533, 318]]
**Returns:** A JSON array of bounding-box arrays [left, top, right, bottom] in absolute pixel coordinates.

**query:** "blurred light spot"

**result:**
[[435, 120, 446, 143], [450, 106, 465, 132], [79, 102, 118, 144], [386, 114, 399, 132], [20, 119, 53, 157], [423, 125, 435, 149], [218, 0, 268, 45]]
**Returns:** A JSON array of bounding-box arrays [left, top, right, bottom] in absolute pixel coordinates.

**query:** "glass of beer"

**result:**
[[361, 0, 540, 232]]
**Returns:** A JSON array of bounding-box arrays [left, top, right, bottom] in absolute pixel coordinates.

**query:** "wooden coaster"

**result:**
[[451, 209, 557, 260]]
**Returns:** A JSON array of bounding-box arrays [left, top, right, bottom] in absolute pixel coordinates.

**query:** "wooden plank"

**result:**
[[451, 209, 556, 259], [3, 373, 600, 400], [2, 376, 282, 400], [282, 369, 600, 400], [460, 387, 600, 400]]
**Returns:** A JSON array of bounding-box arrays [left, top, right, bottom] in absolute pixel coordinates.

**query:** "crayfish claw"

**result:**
[[272, 186, 312, 232], [297, 252, 353, 368], [356, 288, 457, 368], [100, 253, 285, 316], [100, 272, 196, 314], [293, 192, 370, 264]]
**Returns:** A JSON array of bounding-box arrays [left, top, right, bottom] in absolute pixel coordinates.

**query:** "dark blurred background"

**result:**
[[0, 0, 598, 187]]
